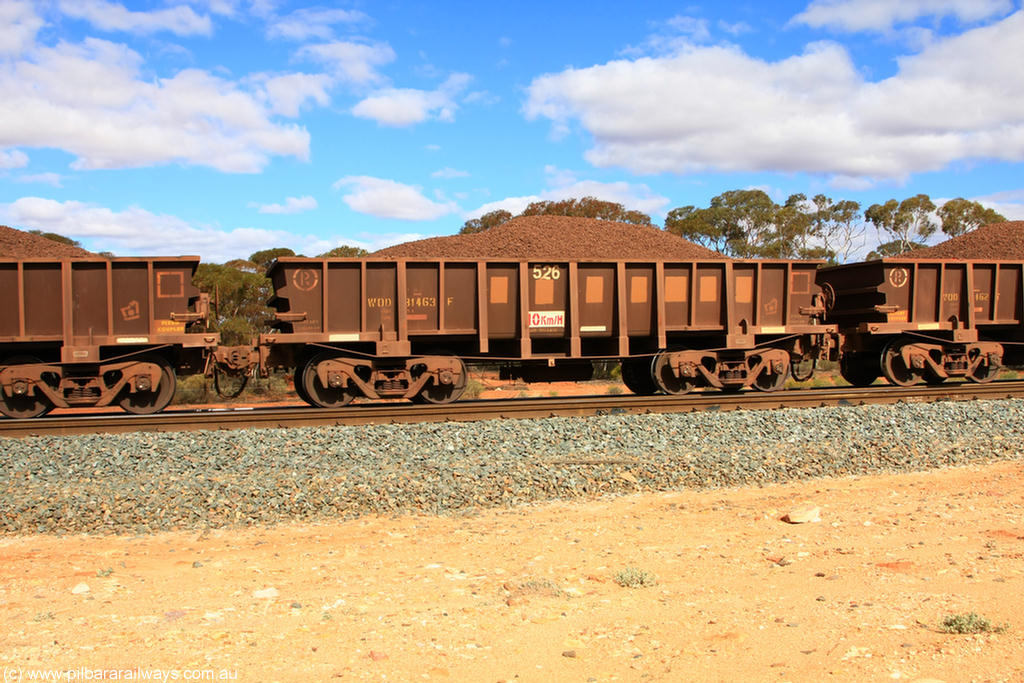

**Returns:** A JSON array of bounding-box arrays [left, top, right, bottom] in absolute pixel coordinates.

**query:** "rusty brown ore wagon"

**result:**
[[817, 259, 1024, 386], [0, 257, 217, 418], [261, 257, 837, 406]]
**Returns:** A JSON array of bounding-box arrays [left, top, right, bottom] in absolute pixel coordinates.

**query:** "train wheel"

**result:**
[[790, 357, 815, 382], [839, 352, 880, 387], [0, 356, 54, 419], [292, 356, 312, 405], [119, 355, 176, 415], [880, 340, 918, 387], [652, 352, 695, 395], [620, 358, 657, 395], [413, 357, 467, 404], [301, 351, 356, 408], [966, 350, 1000, 384], [752, 363, 789, 392]]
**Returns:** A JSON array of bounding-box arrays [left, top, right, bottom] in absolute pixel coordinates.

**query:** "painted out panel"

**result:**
[[625, 265, 654, 335], [0, 264, 20, 337], [443, 263, 477, 331], [112, 263, 150, 336], [914, 264, 940, 324], [663, 264, 691, 328], [72, 263, 109, 339], [578, 264, 614, 336], [731, 264, 755, 328], [693, 263, 723, 328], [995, 264, 1021, 322], [486, 264, 518, 338], [23, 263, 62, 337], [326, 262, 360, 334]]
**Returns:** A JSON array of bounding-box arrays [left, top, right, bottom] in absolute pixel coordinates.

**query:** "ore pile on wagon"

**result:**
[[374, 215, 726, 260], [1, 224, 94, 259], [904, 221, 1024, 260]]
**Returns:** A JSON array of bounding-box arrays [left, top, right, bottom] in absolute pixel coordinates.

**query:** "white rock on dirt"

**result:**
[[782, 504, 821, 524]]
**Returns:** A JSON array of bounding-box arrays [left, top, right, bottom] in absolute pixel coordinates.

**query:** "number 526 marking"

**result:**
[[532, 265, 561, 280]]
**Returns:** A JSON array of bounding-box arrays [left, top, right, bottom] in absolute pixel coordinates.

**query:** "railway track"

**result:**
[[3, 380, 1024, 438]]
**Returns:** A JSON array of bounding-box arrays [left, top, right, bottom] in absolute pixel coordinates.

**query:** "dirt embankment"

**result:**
[[2, 460, 1022, 683]]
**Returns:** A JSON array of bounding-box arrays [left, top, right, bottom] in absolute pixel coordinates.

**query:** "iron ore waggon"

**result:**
[[261, 256, 837, 407], [818, 258, 1024, 386], [0, 256, 217, 418]]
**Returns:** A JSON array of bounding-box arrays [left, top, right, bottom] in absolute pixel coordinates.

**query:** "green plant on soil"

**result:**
[[940, 612, 1008, 634], [463, 378, 485, 399], [614, 567, 657, 588]]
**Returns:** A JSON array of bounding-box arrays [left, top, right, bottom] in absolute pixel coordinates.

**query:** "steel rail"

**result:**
[[3, 380, 1024, 439]]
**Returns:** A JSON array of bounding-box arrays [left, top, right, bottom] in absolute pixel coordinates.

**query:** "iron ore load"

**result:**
[[261, 256, 837, 406]]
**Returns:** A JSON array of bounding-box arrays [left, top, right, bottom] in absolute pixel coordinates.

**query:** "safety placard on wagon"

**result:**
[[529, 310, 565, 328]]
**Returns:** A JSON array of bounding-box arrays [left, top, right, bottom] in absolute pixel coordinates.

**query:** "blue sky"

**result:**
[[1, 0, 1023, 262]]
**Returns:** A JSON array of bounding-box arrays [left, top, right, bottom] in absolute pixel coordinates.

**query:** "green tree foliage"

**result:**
[[666, 191, 869, 262], [937, 198, 1006, 237], [193, 263, 273, 345], [29, 229, 81, 248], [248, 247, 295, 272], [664, 204, 733, 253], [666, 190, 795, 258], [865, 194, 937, 255], [459, 209, 513, 234], [521, 196, 651, 225], [318, 245, 369, 258]]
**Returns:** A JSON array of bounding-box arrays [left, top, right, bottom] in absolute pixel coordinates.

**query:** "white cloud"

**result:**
[[0, 196, 326, 262], [524, 12, 1024, 185], [257, 195, 318, 214], [58, 0, 213, 37], [296, 41, 395, 85], [17, 172, 63, 187], [972, 188, 1024, 220], [0, 38, 311, 172], [431, 167, 469, 179], [792, 0, 1013, 32], [0, 149, 29, 169], [665, 15, 711, 42], [258, 72, 332, 116], [322, 231, 431, 253], [267, 7, 366, 41], [466, 167, 669, 220], [351, 73, 471, 126], [0, 0, 43, 56], [333, 176, 459, 221]]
